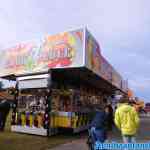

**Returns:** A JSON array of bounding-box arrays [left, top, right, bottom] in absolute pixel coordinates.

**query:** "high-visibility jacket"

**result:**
[[114, 103, 140, 135]]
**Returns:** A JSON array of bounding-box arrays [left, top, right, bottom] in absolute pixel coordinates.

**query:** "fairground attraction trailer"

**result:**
[[0, 28, 128, 136]]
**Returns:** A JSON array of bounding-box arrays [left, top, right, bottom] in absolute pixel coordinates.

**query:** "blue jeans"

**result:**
[[90, 127, 107, 149], [123, 135, 136, 143], [122, 135, 136, 150]]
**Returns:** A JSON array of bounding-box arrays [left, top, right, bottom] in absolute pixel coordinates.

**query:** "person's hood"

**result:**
[[119, 103, 132, 113]]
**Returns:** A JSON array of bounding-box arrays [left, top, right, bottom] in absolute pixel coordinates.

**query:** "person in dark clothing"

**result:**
[[105, 104, 114, 142], [105, 105, 114, 130], [90, 106, 108, 146], [0, 100, 11, 131]]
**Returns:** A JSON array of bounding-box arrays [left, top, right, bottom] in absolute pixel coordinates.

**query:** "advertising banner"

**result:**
[[100, 56, 112, 82], [0, 28, 125, 91], [0, 29, 84, 76], [85, 29, 102, 76], [85, 29, 123, 89], [112, 70, 122, 89], [85, 30, 112, 83], [0, 43, 37, 76]]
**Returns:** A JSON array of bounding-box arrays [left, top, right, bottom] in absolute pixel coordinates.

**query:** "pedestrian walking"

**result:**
[[114, 97, 140, 143], [105, 104, 114, 142], [89, 105, 108, 149], [0, 99, 10, 131]]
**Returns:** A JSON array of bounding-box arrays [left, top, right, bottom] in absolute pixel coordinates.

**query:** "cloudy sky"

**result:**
[[0, 0, 150, 101]]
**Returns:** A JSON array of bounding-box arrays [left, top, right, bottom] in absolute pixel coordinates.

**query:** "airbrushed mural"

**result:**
[[0, 28, 127, 92], [0, 29, 84, 76]]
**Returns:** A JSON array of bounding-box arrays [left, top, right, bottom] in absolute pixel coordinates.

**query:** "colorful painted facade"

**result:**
[[0, 28, 127, 92]]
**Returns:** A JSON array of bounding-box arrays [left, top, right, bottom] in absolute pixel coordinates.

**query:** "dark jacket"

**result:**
[[105, 105, 114, 131], [0, 100, 11, 130], [90, 110, 107, 130]]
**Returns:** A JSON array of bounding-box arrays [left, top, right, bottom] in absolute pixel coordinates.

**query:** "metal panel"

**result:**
[[0, 28, 84, 77], [18, 78, 48, 89]]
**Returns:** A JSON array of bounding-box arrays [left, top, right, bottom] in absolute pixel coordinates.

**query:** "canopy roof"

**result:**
[[0, 28, 127, 93]]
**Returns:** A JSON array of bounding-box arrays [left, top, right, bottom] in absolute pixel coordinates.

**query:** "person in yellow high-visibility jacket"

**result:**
[[114, 97, 140, 143]]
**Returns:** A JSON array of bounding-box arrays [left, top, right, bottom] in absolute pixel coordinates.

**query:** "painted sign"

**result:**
[[112, 70, 122, 89], [0, 28, 126, 91], [0, 29, 84, 76], [100, 56, 112, 82], [85, 29, 123, 90], [0, 43, 37, 76], [85, 30, 112, 82], [85, 29, 102, 75], [37, 30, 83, 70]]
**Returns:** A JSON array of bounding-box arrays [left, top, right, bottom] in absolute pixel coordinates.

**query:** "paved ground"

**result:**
[[49, 116, 150, 150]]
